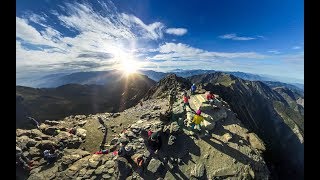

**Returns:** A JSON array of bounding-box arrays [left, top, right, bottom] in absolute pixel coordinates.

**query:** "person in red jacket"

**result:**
[[182, 91, 192, 111], [206, 91, 215, 103]]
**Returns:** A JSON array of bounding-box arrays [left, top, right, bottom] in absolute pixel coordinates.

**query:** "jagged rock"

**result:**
[[247, 133, 266, 151], [110, 138, 119, 145], [105, 160, 116, 168], [102, 174, 111, 179], [16, 129, 31, 137], [76, 128, 87, 139], [94, 165, 105, 175], [117, 157, 132, 179], [191, 162, 205, 179], [107, 168, 115, 174], [78, 120, 87, 127], [28, 147, 41, 158], [37, 140, 57, 150], [212, 167, 237, 177], [82, 169, 94, 179], [28, 165, 58, 180], [75, 115, 86, 120], [44, 120, 61, 126], [222, 133, 233, 143], [147, 158, 164, 174], [61, 154, 82, 169], [153, 106, 161, 110], [126, 131, 136, 139], [168, 135, 176, 146], [88, 154, 102, 168]]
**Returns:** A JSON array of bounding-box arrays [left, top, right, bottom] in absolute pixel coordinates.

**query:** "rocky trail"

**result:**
[[16, 81, 270, 179]]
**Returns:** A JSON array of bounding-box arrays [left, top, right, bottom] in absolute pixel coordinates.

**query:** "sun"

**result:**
[[120, 60, 140, 75]]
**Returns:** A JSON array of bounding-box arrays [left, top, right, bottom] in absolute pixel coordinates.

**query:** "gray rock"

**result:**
[[153, 106, 161, 110], [110, 138, 119, 145], [147, 158, 164, 174], [76, 128, 87, 139], [105, 160, 116, 168], [88, 154, 102, 168], [44, 120, 60, 126], [107, 168, 115, 174], [212, 167, 237, 177], [102, 174, 111, 179], [94, 165, 105, 175]]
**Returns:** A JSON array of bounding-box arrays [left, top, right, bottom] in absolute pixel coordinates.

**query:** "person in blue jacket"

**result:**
[[191, 84, 197, 95]]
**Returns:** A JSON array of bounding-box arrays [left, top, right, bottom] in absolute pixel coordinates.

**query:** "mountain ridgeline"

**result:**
[[187, 72, 304, 179], [16, 74, 156, 128], [16, 72, 304, 179]]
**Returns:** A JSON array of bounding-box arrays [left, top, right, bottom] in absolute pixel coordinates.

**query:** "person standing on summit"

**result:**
[[191, 84, 197, 95]]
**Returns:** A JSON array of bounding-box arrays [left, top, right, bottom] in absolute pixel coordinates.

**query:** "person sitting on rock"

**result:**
[[182, 92, 192, 111], [191, 84, 197, 95], [191, 109, 204, 132], [206, 91, 221, 108], [43, 148, 57, 164], [147, 130, 162, 154], [16, 146, 33, 171]]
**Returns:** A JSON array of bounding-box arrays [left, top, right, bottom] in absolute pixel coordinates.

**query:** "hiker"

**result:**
[[191, 84, 197, 95], [206, 91, 221, 108], [147, 130, 162, 154], [182, 91, 192, 111], [16, 146, 33, 171], [191, 109, 204, 132], [43, 147, 57, 164], [206, 91, 216, 104], [27, 116, 39, 129]]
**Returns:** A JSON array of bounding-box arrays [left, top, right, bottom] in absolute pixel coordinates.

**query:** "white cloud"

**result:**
[[268, 50, 280, 54], [147, 42, 266, 61], [292, 46, 301, 50], [165, 28, 187, 36], [16, 1, 168, 80], [219, 33, 256, 41]]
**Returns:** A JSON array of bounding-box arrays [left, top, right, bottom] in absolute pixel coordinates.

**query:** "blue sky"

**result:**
[[16, 0, 304, 83]]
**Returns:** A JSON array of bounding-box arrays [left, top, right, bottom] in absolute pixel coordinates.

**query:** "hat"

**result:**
[[196, 109, 201, 115]]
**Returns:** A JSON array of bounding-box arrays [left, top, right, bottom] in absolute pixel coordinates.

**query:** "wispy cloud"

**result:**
[[165, 28, 187, 36], [219, 33, 256, 41], [16, 1, 167, 79], [292, 46, 301, 50], [268, 50, 280, 54], [147, 42, 267, 61]]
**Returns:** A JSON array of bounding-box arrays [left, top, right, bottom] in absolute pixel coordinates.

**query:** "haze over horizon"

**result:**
[[16, 0, 303, 84]]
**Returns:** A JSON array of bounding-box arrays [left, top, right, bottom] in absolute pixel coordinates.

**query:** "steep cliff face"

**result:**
[[188, 73, 304, 179], [16, 76, 270, 179]]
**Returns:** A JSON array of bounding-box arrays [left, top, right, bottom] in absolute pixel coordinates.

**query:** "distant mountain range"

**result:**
[[17, 69, 303, 94], [16, 73, 155, 128]]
